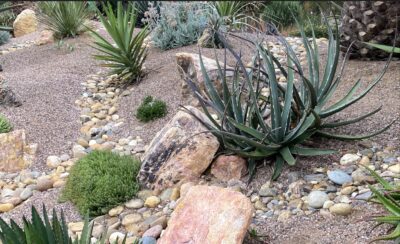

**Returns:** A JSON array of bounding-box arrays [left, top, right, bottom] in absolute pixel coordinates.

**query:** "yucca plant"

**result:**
[[38, 1, 89, 39], [0, 114, 12, 134], [209, 1, 260, 30], [0, 205, 131, 244], [362, 166, 400, 242], [363, 42, 400, 54], [184, 14, 395, 179], [88, 2, 148, 83]]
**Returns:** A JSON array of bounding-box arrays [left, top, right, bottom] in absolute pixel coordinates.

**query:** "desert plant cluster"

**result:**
[[0, 1, 399, 243]]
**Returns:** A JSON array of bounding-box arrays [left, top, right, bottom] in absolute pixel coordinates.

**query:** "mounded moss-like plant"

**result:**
[[61, 150, 141, 216], [0, 114, 12, 134], [136, 96, 167, 122]]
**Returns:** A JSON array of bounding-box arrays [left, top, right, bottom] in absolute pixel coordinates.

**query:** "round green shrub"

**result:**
[[0, 114, 12, 134], [61, 150, 141, 216], [136, 96, 167, 122]]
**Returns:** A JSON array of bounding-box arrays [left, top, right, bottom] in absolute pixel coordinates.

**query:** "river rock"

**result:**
[[138, 107, 219, 190], [158, 185, 253, 244], [329, 203, 352, 216], [340, 154, 360, 165], [327, 170, 352, 185], [308, 191, 329, 209]]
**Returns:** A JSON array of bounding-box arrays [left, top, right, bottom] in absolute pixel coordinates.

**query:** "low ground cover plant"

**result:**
[[0, 114, 12, 133], [136, 96, 167, 122], [37, 1, 89, 39], [61, 150, 141, 216], [89, 2, 148, 83], [185, 16, 395, 180]]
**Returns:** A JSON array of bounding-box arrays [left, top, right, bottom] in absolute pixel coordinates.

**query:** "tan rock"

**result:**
[[68, 221, 84, 232], [329, 203, 352, 216], [35, 30, 54, 45], [144, 196, 161, 208], [108, 206, 124, 217], [122, 213, 142, 226], [138, 107, 219, 190], [36, 176, 53, 191], [0, 203, 14, 212], [211, 155, 247, 181], [170, 187, 180, 201], [13, 9, 38, 37], [0, 130, 36, 172], [158, 185, 253, 244]]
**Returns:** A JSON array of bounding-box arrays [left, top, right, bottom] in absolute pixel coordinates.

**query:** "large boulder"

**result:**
[[176, 52, 234, 103], [138, 106, 220, 190], [158, 185, 253, 244], [0, 130, 37, 172], [13, 9, 38, 37]]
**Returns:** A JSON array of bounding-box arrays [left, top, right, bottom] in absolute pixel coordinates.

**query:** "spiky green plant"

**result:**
[[37, 1, 89, 39], [0, 2, 22, 32], [363, 42, 400, 54], [0, 114, 12, 134], [0, 205, 129, 244], [361, 165, 400, 242], [0, 31, 10, 46], [184, 14, 395, 179], [88, 2, 148, 83]]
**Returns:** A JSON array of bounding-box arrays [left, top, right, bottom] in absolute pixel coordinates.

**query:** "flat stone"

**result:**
[[19, 187, 33, 200], [108, 206, 124, 217], [122, 213, 142, 226], [0, 203, 14, 212], [142, 224, 163, 238], [125, 198, 144, 209], [340, 154, 360, 165], [140, 236, 157, 244], [388, 164, 400, 174], [46, 156, 61, 168], [36, 177, 53, 191], [327, 170, 352, 185], [144, 196, 160, 208], [329, 203, 352, 216], [158, 185, 253, 244], [308, 191, 329, 209], [69, 222, 84, 232], [210, 155, 247, 181]]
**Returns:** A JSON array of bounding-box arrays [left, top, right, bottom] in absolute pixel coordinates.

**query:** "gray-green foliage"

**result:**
[[262, 1, 302, 30], [0, 114, 12, 134], [185, 16, 395, 180], [0, 31, 10, 46], [143, 2, 208, 50], [37, 1, 89, 39], [62, 150, 141, 216]]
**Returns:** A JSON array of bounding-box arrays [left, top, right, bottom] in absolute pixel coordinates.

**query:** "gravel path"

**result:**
[[0, 33, 101, 172]]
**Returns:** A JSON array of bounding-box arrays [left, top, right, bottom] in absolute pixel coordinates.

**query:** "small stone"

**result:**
[[140, 236, 157, 244], [150, 215, 167, 228], [144, 196, 161, 208], [259, 184, 277, 197], [122, 213, 142, 226], [109, 232, 125, 244], [108, 206, 124, 217], [36, 177, 53, 191], [142, 224, 163, 238], [340, 186, 356, 195], [329, 203, 352, 216], [92, 225, 104, 239], [53, 180, 66, 188], [308, 191, 329, 209], [304, 174, 325, 183], [351, 169, 375, 184], [69, 222, 84, 232], [327, 170, 352, 185], [359, 156, 370, 166], [0, 203, 14, 212], [170, 187, 180, 201], [323, 200, 334, 209], [277, 210, 291, 222], [340, 154, 360, 165], [20, 187, 33, 200], [125, 198, 144, 209], [254, 200, 267, 211], [46, 156, 61, 168], [160, 188, 173, 201], [388, 164, 400, 174], [72, 145, 87, 158], [355, 191, 372, 200], [137, 190, 154, 201]]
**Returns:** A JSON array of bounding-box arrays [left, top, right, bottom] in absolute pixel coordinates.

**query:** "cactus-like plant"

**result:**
[[0, 31, 10, 46], [0, 114, 12, 134]]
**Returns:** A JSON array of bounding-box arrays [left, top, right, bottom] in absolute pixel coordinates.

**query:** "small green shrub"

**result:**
[[262, 1, 302, 30], [136, 96, 167, 122], [289, 23, 328, 38], [143, 2, 208, 50], [0, 31, 10, 46], [62, 150, 141, 216], [89, 2, 148, 83], [0, 114, 12, 134], [37, 1, 89, 39]]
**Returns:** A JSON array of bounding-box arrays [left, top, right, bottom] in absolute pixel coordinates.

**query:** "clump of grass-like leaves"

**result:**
[[362, 165, 400, 242], [0, 114, 12, 134], [184, 15, 395, 180], [89, 2, 148, 83], [136, 95, 167, 122], [0, 205, 129, 244], [37, 1, 89, 39]]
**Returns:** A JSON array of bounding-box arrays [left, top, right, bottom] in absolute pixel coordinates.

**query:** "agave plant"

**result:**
[[362, 166, 400, 242], [37, 1, 89, 39], [363, 42, 400, 54], [0, 205, 130, 244], [184, 14, 395, 179], [88, 2, 148, 83]]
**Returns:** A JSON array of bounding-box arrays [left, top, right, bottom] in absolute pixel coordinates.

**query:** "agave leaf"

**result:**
[[279, 146, 296, 165], [363, 42, 400, 54], [321, 106, 382, 128], [369, 185, 400, 216], [290, 146, 336, 156], [272, 155, 284, 180], [370, 224, 400, 242]]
